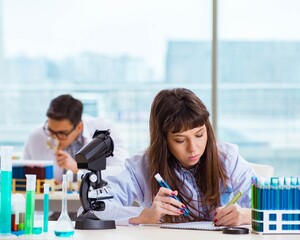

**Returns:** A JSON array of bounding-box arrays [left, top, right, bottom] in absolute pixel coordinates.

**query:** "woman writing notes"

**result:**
[[90, 88, 256, 226]]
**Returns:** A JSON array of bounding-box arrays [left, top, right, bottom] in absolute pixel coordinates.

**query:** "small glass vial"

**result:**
[[54, 175, 74, 237]]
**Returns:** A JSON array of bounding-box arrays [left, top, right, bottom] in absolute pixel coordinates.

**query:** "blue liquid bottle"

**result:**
[[54, 175, 74, 237], [0, 146, 14, 236]]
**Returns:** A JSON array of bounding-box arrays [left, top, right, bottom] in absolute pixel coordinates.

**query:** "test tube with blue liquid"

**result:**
[[0, 146, 14, 236], [25, 174, 36, 235], [291, 177, 298, 221], [285, 177, 292, 225], [278, 177, 285, 210]]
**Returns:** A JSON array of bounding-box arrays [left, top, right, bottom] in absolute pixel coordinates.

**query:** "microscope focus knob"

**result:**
[[89, 174, 98, 183]]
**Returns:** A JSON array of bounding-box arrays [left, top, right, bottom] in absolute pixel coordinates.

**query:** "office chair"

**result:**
[[249, 162, 275, 177]]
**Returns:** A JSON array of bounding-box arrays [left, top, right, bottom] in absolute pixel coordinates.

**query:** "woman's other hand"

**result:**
[[213, 204, 251, 226]]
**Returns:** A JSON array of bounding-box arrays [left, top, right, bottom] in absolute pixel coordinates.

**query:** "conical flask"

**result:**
[[54, 175, 74, 237]]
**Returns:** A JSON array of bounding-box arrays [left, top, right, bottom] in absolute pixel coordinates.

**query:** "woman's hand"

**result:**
[[129, 187, 185, 224], [213, 204, 251, 226]]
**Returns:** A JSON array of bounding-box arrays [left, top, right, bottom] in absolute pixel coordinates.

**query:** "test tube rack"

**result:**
[[12, 178, 55, 194], [251, 176, 300, 234], [252, 209, 300, 234]]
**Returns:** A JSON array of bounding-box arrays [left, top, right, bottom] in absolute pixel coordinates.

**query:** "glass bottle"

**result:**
[[54, 174, 74, 237]]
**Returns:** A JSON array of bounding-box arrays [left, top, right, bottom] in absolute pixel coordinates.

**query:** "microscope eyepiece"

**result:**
[[75, 129, 114, 171]]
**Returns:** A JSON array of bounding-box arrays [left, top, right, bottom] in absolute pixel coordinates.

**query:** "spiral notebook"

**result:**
[[160, 221, 226, 231]]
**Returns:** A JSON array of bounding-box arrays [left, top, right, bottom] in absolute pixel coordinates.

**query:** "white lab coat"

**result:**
[[22, 116, 128, 181]]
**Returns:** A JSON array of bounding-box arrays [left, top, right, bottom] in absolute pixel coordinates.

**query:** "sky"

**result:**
[[2, 0, 300, 79]]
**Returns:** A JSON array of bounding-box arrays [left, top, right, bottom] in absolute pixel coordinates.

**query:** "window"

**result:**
[[0, 0, 212, 155], [219, 0, 300, 175], [1, 1, 298, 176]]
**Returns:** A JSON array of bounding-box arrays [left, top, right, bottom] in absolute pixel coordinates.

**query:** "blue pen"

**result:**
[[154, 173, 190, 216]]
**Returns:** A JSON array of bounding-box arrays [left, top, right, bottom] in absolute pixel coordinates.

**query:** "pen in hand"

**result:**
[[213, 190, 243, 225], [154, 173, 190, 216], [225, 190, 242, 207]]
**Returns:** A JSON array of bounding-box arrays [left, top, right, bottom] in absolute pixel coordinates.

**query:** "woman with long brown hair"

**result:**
[[92, 88, 256, 226]]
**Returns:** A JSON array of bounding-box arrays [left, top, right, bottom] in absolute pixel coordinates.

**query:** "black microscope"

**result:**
[[74, 129, 116, 230]]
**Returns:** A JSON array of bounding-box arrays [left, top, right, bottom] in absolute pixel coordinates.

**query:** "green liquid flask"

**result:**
[[54, 174, 74, 237], [25, 174, 36, 235], [0, 146, 13, 236]]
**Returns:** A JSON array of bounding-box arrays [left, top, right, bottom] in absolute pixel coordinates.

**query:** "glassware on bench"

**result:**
[[0, 146, 14, 236], [54, 174, 75, 237], [25, 174, 36, 235]]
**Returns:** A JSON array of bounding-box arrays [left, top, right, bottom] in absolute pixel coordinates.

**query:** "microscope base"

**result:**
[[75, 217, 116, 230]]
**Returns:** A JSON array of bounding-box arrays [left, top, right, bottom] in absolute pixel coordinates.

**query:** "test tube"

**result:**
[[251, 177, 257, 209], [278, 177, 285, 210], [270, 177, 279, 210], [0, 146, 13, 235], [43, 183, 50, 233], [25, 174, 36, 235]]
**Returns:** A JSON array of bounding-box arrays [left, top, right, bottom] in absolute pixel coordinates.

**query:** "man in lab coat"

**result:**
[[23, 94, 128, 182]]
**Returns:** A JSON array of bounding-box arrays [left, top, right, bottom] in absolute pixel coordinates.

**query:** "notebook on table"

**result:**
[[160, 221, 226, 231]]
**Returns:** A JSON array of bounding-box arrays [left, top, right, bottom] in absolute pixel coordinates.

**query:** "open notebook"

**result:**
[[160, 221, 226, 231]]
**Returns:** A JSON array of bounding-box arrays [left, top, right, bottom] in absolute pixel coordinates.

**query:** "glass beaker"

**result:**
[[0, 146, 14, 235], [54, 174, 74, 237], [33, 212, 43, 235]]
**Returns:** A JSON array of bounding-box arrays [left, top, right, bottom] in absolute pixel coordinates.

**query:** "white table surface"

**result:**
[[3, 221, 299, 240]]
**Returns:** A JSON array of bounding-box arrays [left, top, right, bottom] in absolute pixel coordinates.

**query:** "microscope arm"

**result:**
[[79, 172, 92, 212]]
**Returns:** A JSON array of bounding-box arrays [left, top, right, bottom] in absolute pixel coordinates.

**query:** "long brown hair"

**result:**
[[148, 88, 227, 222]]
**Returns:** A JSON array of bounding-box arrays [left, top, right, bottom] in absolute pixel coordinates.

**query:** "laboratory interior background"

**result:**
[[0, 0, 299, 176]]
